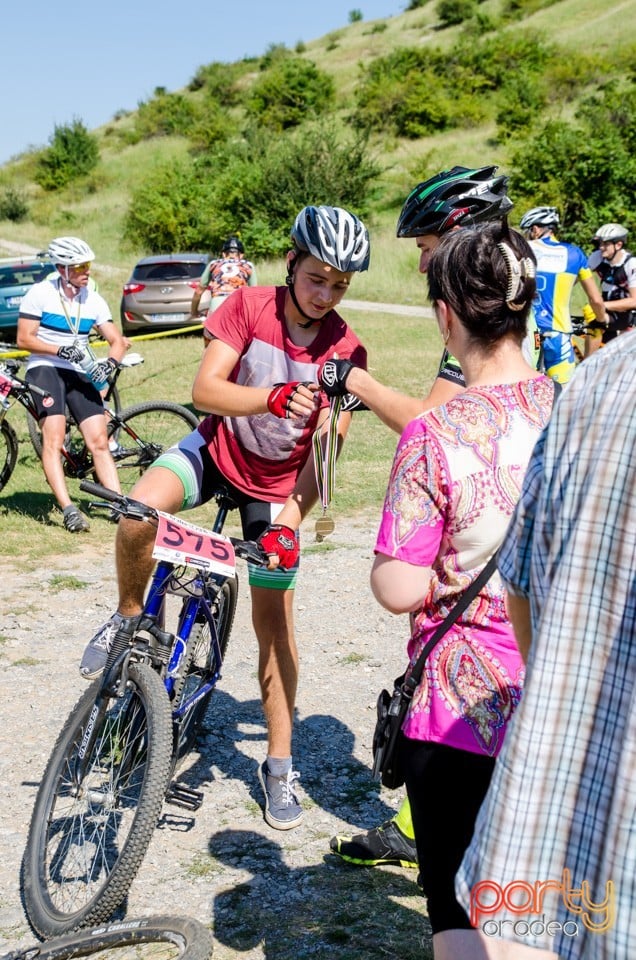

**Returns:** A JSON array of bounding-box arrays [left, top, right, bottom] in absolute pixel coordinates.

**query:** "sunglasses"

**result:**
[[70, 262, 92, 271]]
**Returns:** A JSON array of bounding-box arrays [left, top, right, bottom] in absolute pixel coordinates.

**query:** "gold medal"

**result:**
[[315, 514, 335, 541]]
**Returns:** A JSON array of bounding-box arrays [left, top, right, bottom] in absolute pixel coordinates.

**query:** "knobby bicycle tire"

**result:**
[[1, 914, 213, 960], [0, 418, 18, 492], [23, 664, 173, 938], [108, 401, 199, 494], [171, 576, 238, 764], [27, 386, 122, 462]]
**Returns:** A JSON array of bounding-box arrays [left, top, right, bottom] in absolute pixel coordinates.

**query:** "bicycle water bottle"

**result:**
[[75, 342, 110, 391]]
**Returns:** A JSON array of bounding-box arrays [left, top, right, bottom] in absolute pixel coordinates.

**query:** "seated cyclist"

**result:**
[[519, 206, 607, 383], [79, 205, 370, 832], [17, 236, 127, 533], [324, 165, 527, 872]]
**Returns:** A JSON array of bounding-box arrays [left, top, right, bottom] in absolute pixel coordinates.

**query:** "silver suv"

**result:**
[[120, 253, 211, 335]]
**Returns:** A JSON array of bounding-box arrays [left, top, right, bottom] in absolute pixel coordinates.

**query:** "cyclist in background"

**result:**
[[16, 237, 126, 533], [80, 206, 369, 832], [519, 206, 607, 383], [588, 222, 636, 342], [326, 165, 522, 873], [190, 236, 256, 318]]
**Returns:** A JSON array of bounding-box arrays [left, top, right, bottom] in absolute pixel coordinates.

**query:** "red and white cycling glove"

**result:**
[[267, 381, 312, 419], [257, 524, 299, 570]]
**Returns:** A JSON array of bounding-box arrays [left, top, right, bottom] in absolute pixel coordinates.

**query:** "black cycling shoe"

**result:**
[[330, 818, 418, 868]]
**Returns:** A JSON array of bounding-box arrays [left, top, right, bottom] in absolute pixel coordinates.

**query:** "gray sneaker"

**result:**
[[258, 762, 304, 830], [80, 612, 124, 680]]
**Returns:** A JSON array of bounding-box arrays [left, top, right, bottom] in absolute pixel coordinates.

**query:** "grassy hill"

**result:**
[[0, 0, 635, 313]]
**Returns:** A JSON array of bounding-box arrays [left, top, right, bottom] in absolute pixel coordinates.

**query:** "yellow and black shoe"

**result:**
[[330, 818, 418, 868]]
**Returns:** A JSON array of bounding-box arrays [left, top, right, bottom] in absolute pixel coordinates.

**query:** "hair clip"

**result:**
[[497, 242, 536, 310]]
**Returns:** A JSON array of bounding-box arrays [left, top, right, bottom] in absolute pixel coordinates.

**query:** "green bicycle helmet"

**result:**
[[396, 165, 513, 238]]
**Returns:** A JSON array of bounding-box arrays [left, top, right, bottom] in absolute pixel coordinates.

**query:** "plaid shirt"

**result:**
[[456, 331, 636, 959]]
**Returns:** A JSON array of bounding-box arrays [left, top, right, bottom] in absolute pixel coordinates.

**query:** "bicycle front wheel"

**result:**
[[0, 418, 18, 491], [109, 401, 199, 493], [3, 915, 214, 960], [23, 664, 173, 938], [172, 576, 238, 764]]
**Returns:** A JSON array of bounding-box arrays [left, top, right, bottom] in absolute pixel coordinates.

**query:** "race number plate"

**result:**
[[153, 511, 236, 578], [0, 373, 12, 400]]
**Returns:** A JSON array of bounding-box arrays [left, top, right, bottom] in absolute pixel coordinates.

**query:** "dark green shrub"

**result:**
[[349, 8, 363, 22], [124, 161, 212, 252], [0, 187, 29, 222], [510, 117, 636, 245], [259, 43, 291, 70], [495, 73, 546, 139], [437, 0, 477, 27], [125, 122, 380, 259], [35, 119, 99, 191], [187, 61, 247, 105], [248, 58, 335, 131], [134, 92, 199, 139]]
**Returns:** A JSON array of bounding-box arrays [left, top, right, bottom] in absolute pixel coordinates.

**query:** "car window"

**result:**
[[133, 261, 206, 282], [0, 263, 50, 286]]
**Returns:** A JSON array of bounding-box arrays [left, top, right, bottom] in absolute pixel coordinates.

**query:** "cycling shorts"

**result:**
[[153, 428, 299, 591], [542, 332, 576, 385], [26, 365, 104, 423]]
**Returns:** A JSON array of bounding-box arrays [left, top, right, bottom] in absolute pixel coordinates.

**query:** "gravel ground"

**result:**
[[0, 514, 432, 959]]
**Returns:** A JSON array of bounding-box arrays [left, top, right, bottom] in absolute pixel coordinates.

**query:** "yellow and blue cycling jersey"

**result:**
[[530, 236, 591, 383]]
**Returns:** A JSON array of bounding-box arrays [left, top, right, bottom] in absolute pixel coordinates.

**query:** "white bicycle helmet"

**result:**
[[291, 205, 370, 272], [519, 206, 560, 231], [595, 223, 628, 243], [47, 236, 96, 266]]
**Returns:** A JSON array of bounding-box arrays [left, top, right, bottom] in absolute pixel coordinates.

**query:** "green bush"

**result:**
[[134, 91, 199, 139], [124, 161, 211, 252], [349, 8, 363, 22], [437, 0, 477, 27], [0, 187, 29, 222], [187, 60, 247, 105], [247, 58, 335, 131], [124, 122, 380, 259], [495, 72, 546, 139], [510, 107, 636, 244], [34, 119, 99, 191]]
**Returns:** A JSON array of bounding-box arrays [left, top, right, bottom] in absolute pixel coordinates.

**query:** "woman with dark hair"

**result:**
[[369, 222, 556, 958]]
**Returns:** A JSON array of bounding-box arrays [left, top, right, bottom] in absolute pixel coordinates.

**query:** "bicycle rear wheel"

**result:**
[[109, 401, 199, 494], [0, 418, 18, 492], [3, 915, 213, 960], [171, 576, 238, 764], [23, 664, 173, 938]]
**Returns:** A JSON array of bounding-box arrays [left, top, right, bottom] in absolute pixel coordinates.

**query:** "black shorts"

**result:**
[[26, 365, 104, 424]]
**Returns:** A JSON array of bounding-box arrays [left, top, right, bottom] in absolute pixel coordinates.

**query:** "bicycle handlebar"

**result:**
[[79, 480, 268, 566]]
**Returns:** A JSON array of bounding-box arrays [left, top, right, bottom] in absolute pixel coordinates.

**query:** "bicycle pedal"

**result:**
[[165, 781, 204, 810]]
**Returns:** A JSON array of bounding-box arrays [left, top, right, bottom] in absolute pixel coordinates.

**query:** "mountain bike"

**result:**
[[1, 915, 213, 960], [0, 359, 199, 494], [23, 480, 267, 938]]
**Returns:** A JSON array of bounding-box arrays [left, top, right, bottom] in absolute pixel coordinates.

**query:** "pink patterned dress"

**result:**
[[375, 377, 554, 757]]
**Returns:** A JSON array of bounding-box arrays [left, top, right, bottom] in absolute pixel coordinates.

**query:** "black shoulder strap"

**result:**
[[403, 551, 499, 695]]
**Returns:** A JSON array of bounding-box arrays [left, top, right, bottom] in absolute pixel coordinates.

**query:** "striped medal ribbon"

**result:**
[[312, 395, 342, 541]]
